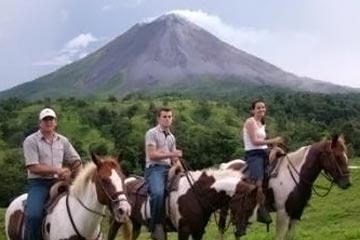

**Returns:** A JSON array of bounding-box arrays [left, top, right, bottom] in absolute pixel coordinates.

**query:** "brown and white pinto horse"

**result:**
[[5, 153, 132, 240], [108, 168, 259, 240], [220, 135, 351, 240]]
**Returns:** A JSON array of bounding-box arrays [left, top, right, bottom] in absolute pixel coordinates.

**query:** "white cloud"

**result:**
[[65, 33, 97, 50], [35, 33, 98, 66]]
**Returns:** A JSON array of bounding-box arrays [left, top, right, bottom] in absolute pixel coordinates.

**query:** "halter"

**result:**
[[66, 170, 129, 239]]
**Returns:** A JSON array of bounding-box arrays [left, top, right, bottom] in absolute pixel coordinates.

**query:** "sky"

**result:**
[[0, 0, 359, 91]]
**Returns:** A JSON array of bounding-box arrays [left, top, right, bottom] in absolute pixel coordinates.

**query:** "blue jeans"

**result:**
[[245, 149, 269, 181], [24, 178, 55, 240], [144, 164, 170, 231]]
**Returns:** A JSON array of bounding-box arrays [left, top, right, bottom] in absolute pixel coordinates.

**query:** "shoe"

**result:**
[[151, 224, 166, 240], [257, 207, 272, 224]]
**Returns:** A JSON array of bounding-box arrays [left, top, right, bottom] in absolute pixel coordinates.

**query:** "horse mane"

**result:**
[[71, 162, 97, 196], [287, 146, 310, 163], [311, 136, 347, 154], [71, 157, 120, 196]]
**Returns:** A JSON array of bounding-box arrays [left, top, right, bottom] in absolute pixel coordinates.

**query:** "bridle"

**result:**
[[286, 146, 349, 197], [66, 169, 129, 239]]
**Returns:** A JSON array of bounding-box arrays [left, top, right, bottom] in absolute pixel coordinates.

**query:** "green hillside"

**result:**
[[1, 92, 360, 208]]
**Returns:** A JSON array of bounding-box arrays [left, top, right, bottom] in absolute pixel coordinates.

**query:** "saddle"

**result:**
[[46, 180, 70, 213], [128, 165, 185, 233], [268, 146, 286, 178]]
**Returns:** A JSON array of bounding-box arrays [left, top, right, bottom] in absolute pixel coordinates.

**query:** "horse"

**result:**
[[219, 135, 351, 240], [5, 153, 132, 240], [107, 167, 260, 240]]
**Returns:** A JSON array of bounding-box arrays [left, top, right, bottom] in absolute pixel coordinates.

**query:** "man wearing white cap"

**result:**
[[23, 108, 82, 240]]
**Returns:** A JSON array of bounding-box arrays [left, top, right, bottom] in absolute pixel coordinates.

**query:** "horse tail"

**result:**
[[121, 216, 133, 240]]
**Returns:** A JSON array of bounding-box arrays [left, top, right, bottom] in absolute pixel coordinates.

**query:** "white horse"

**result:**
[[5, 153, 132, 240], [108, 167, 260, 240], [220, 135, 351, 240]]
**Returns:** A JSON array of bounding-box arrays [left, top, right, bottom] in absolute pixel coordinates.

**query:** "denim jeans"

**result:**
[[245, 149, 269, 181], [24, 178, 55, 240], [144, 164, 170, 231]]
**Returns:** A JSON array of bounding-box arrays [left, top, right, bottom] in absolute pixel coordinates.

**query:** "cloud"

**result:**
[[64, 33, 97, 50], [35, 33, 99, 66]]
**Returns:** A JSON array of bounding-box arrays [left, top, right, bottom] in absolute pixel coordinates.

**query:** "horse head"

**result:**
[[228, 181, 258, 239], [91, 152, 132, 222], [319, 135, 351, 189]]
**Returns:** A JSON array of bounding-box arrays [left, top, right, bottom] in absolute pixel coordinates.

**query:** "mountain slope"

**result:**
[[0, 13, 356, 100]]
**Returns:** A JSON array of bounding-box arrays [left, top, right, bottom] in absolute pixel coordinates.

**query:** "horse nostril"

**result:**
[[118, 208, 124, 215]]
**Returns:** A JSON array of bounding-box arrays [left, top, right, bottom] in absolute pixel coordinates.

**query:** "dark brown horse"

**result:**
[[219, 135, 351, 240], [108, 168, 259, 240]]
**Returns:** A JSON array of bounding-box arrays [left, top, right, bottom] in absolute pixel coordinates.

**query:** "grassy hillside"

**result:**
[[1, 167, 359, 239], [1, 95, 360, 207]]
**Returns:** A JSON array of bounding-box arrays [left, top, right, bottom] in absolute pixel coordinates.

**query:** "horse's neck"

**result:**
[[69, 183, 105, 237], [193, 170, 239, 209], [286, 145, 322, 184], [286, 146, 310, 171]]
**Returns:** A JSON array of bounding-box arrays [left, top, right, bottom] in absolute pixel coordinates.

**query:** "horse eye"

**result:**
[[102, 178, 111, 184]]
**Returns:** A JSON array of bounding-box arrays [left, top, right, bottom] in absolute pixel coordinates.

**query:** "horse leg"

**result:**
[[275, 209, 290, 240], [285, 219, 299, 240], [178, 225, 191, 240], [218, 205, 229, 236], [107, 217, 121, 240], [132, 222, 142, 240], [191, 230, 205, 240]]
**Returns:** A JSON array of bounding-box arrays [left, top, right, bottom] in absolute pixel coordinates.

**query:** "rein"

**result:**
[[286, 154, 335, 198], [178, 158, 239, 236], [66, 192, 102, 240], [66, 170, 128, 239], [179, 158, 218, 212]]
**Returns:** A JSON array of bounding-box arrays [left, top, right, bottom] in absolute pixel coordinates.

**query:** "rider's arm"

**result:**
[[146, 144, 179, 161], [245, 118, 282, 145]]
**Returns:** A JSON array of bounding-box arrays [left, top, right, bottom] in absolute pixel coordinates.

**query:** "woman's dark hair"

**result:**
[[251, 99, 266, 125]]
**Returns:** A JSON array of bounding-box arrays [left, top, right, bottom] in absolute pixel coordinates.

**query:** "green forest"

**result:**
[[1, 90, 360, 207]]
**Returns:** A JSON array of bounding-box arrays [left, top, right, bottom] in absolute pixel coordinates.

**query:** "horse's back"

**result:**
[[5, 193, 27, 240]]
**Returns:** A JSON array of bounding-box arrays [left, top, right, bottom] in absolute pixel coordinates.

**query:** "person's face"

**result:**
[[252, 102, 266, 118], [39, 116, 57, 133], [158, 111, 173, 128]]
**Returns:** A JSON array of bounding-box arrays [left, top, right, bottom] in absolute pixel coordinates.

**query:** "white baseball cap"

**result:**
[[39, 108, 57, 120]]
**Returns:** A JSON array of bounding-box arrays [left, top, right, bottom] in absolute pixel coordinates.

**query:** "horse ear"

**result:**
[[114, 153, 121, 163], [91, 152, 102, 167], [331, 134, 340, 149]]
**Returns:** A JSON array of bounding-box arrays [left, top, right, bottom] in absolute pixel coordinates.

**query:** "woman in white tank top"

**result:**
[[243, 100, 283, 225]]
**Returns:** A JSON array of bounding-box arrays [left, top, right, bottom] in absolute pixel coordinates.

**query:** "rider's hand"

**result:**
[[172, 150, 183, 158], [273, 137, 283, 145], [57, 168, 71, 181]]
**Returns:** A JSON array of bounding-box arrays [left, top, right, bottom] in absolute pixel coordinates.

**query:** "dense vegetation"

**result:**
[[0, 90, 360, 207]]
